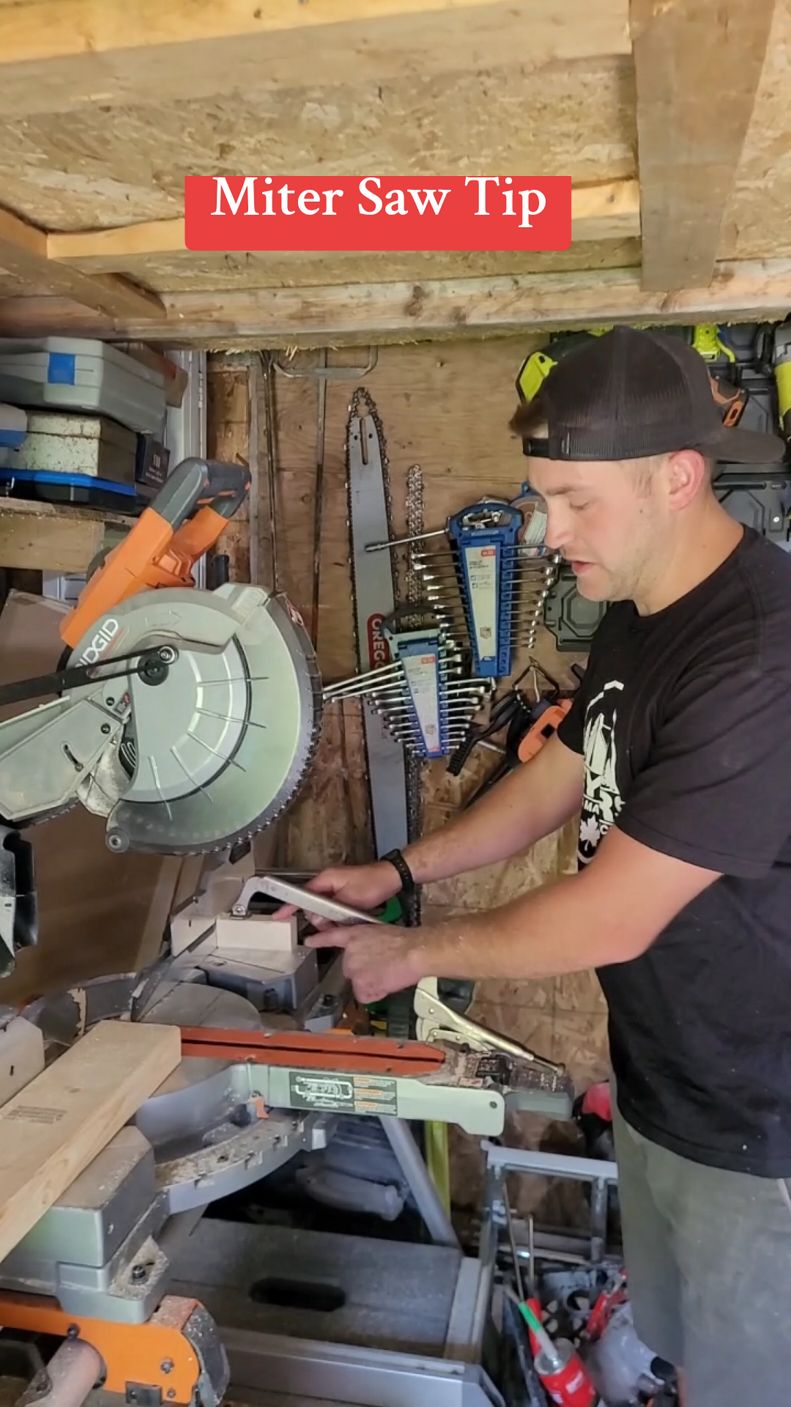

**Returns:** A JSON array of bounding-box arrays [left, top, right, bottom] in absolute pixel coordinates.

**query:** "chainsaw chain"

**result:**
[[404, 463, 425, 871]]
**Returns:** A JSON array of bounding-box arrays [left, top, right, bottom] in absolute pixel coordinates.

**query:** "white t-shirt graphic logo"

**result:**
[[579, 680, 624, 864]]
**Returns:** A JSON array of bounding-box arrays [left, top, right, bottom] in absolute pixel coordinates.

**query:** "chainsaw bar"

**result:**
[[346, 388, 410, 857]]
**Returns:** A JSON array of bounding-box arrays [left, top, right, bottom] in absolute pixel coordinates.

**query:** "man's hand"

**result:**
[[305, 923, 428, 1004], [273, 860, 402, 928]]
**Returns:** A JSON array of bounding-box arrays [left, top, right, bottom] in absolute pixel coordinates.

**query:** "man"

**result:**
[[286, 326, 791, 1404]]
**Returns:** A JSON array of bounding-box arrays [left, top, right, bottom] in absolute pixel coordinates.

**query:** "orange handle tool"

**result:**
[[517, 698, 572, 764], [60, 458, 251, 649]]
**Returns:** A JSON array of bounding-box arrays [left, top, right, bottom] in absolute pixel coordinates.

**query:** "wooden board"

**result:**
[[0, 499, 134, 572], [0, 0, 630, 116], [45, 183, 640, 274], [4, 257, 791, 347], [0, 1021, 180, 1262], [0, 53, 634, 235], [632, 0, 776, 290], [720, 0, 791, 260], [38, 241, 644, 295], [0, 205, 164, 321]]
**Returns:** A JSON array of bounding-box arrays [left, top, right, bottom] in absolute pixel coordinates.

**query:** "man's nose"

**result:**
[[543, 503, 572, 551]]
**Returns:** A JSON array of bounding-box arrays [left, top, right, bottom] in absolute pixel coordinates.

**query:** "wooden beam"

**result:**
[[0, 0, 630, 116], [631, 0, 777, 292], [1, 257, 790, 348], [571, 181, 640, 243], [0, 1021, 180, 1263], [48, 218, 188, 269], [0, 500, 135, 573], [0, 206, 166, 322], [46, 181, 641, 273]]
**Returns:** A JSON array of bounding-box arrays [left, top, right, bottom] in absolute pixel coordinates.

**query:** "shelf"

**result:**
[[0, 497, 136, 573]]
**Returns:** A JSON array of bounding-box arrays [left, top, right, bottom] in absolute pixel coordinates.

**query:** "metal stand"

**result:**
[[483, 1141, 619, 1265], [381, 1116, 461, 1249], [224, 1329, 504, 1407]]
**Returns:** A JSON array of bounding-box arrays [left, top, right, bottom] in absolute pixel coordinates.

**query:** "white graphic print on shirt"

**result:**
[[579, 680, 625, 865]]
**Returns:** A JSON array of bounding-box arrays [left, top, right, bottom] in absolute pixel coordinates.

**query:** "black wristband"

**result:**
[[381, 848, 416, 896]]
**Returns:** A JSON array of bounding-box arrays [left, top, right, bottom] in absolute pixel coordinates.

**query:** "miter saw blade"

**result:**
[[67, 582, 322, 855]]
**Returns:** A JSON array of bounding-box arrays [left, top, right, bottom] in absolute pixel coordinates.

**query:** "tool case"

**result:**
[[0, 467, 139, 512], [0, 338, 166, 435], [5, 410, 136, 484], [0, 403, 26, 467]]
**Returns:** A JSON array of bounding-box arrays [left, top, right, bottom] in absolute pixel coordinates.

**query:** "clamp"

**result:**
[[413, 977, 565, 1076]]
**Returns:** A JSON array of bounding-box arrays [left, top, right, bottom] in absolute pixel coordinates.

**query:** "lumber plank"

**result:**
[[631, 0, 777, 291], [0, 499, 134, 572], [45, 180, 640, 272], [0, 206, 166, 322], [2, 257, 791, 347], [0, 1021, 180, 1263], [0, 0, 630, 116]]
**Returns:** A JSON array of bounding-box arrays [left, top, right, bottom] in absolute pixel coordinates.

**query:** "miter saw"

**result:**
[[0, 456, 323, 973]]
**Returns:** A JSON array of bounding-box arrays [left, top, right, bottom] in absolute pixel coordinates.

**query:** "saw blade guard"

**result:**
[[67, 583, 322, 855]]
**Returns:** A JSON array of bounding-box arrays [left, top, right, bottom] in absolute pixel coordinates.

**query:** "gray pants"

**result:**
[[613, 1099, 791, 1406]]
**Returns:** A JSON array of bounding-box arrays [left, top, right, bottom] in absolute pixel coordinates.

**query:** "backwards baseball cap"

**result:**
[[518, 325, 787, 464]]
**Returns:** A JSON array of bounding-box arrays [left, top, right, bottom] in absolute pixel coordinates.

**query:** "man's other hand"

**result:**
[[305, 923, 427, 1004]]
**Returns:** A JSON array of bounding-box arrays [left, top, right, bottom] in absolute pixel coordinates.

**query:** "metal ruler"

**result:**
[[346, 389, 410, 857]]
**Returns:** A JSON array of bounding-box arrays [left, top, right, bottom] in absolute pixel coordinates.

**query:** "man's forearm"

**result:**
[[403, 736, 584, 886], [410, 868, 647, 981]]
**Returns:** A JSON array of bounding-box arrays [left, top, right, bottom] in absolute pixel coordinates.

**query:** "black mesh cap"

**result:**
[[525, 325, 787, 464]]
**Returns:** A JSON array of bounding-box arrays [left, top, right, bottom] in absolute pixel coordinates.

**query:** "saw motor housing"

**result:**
[[0, 457, 323, 972]]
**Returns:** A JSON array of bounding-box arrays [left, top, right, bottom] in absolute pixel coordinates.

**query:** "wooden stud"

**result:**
[[0, 1021, 180, 1263], [45, 181, 640, 273], [0, 206, 166, 322], [0, 500, 134, 573], [2, 257, 791, 347], [631, 0, 778, 291]]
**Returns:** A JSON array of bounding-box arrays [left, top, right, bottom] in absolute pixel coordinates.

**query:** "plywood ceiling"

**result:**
[[0, 0, 787, 344]]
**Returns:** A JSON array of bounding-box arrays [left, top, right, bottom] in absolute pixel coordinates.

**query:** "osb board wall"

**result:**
[[207, 342, 609, 1212]]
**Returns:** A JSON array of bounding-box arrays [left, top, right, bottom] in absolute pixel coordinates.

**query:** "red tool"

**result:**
[[511, 1294, 600, 1407], [584, 1272, 628, 1345]]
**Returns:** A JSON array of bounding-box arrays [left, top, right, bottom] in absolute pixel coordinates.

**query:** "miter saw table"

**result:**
[[0, 859, 572, 1407]]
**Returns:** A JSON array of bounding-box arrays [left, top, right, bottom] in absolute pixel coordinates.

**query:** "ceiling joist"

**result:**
[[0, 207, 165, 322], [0, 0, 630, 117], [632, 0, 778, 291], [44, 180, 640, 273], [2, 257, 790, 348]]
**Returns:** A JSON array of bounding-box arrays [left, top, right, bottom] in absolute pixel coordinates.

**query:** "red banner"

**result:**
[[185, 175, 571, 252]]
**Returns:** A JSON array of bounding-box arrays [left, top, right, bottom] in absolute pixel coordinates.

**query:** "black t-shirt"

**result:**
[[558, 526, 791, 1176]]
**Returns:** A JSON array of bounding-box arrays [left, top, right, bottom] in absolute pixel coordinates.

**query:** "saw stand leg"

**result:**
[[381, 1116, 460, 1250]]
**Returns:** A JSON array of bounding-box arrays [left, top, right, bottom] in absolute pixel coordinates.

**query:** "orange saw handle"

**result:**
[[517, 698, 572, 763], [60, 457, 251, 649]]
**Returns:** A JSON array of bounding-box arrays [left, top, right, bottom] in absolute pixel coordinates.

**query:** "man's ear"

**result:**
[[665, 449, 708, 511]]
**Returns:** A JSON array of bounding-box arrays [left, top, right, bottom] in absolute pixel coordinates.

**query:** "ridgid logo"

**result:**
[[184, 176, 571, 252]]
